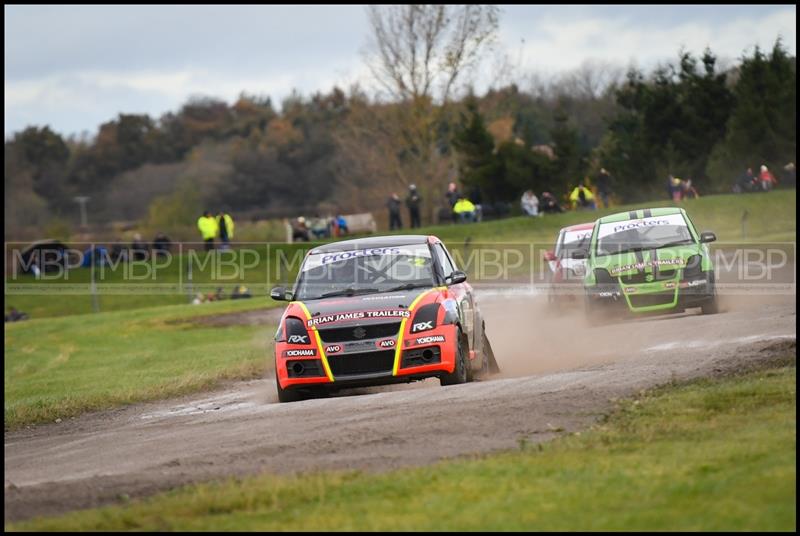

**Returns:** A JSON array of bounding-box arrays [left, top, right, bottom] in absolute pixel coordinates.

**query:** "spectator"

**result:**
[[333, 214, 349, 237], [682, 178, 700, 199], [569, 183, 596, 210], [667, 175, 683, 201], [231, 285, 252, 299], [406, 184, 422, 228], [309, 215, 330, 239], [540, 191, 564, 213], [5, 307, 29, 322], [595, 168, 613, 208], [387, 193, 403, 230], [453, 196, 477, 223], [197, 211, 218, 251], [521, 190, 539, 216], [110, 240, 127, 263], [152, 233, 172, 256], [444, 182, 460, 223], [468, 186, 484, 222], [217, 211, 235, 249], [292, 217, 311, 242], [130, 232, 149, 260], [734, 167, 757, 193], [758, 164, 778, 191]]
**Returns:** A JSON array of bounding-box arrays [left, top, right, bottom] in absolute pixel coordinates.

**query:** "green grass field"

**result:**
[[9, 365, 795, 532], [6, 190, 796, 319], [4, 298, 279, 429]]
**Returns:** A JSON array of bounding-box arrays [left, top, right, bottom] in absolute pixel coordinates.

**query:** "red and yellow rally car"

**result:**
[[270, 235, 499, 402]]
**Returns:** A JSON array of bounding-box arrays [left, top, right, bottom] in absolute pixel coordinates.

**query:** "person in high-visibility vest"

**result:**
[[569, 183, 595, 210], [197, 211, 219, 251], [217, 211, 235, 249], [453, 196, 477, 223]]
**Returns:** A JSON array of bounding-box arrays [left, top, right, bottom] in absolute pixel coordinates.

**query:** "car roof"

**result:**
[[310, 234, 433, 253], [597, 207, 685, 224], [561, 222, 595, 232]]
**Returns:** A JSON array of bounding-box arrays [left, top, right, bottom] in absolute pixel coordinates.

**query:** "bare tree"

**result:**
[[557, 59, 625, 100], [343, 5, 499, 226], [364, 5, 499, 104]]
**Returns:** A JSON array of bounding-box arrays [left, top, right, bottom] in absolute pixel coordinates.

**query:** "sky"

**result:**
[[4, 4, 796, 138]]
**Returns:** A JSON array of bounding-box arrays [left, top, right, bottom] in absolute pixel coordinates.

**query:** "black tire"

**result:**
[[440, 331, 469, 386], [700, 271, 719, 315], [275, 374, 306, 403]]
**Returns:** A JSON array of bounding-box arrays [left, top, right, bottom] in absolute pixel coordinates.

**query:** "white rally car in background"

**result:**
[[543, 222, 595, 309]]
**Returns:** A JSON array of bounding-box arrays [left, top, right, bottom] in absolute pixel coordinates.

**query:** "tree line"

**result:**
[[4, 35, 795, 239]]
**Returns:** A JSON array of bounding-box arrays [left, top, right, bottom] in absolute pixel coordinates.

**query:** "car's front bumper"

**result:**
[[276, 324, 458, 390], [586, 275, 713, 314]]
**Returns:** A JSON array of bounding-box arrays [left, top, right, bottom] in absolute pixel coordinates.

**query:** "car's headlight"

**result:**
[[281, 316, 311, 344], [593, 268, 615, 284], [682, 254, 703, 278], [410, 303, 439, 333]]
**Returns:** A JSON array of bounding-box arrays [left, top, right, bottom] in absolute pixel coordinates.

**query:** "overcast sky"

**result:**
[[5, 4, 796, 138]]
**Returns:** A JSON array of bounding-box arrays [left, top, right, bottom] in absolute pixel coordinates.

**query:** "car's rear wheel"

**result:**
[[440, 331, 468, 386], [275, 374, 306, 403]]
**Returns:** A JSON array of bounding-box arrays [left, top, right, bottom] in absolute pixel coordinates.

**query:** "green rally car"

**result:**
[[582, 207, 718, 318]]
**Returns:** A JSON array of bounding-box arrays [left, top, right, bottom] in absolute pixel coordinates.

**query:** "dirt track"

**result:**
[[4, 290, 796, 523]]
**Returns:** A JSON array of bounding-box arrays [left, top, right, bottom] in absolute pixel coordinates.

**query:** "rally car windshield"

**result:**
[[596, 214, 694, 256], [557, 229, 592, 259], [294, 245, 435, 300]]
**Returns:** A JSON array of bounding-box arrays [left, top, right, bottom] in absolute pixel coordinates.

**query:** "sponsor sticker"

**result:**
[[288, 334, 309, 344], [624, 287, 637, 294], [664, 281, 677, 289], [376, 338, 396, 349], [597, 213, 687, 239], [610, 258, 684, 276], [283, 349, 316, 357], [415, 335, 445, 345], [321, 247, 401, 264], [301, 245, 432, 272], [324, 344, 343, 354], [306, 309, 410, 327], [411, 320, 434, 333]]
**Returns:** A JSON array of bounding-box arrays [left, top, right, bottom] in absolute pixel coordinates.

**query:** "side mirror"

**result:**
[[543, 250, 557, 262], [699, 231, 717, 243], [445, 270, 467, 285], [270, 286, 292, 301]]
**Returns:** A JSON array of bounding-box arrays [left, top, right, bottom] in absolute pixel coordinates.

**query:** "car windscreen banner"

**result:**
[[596, 213, 687, 239], [301, 245, 431, 273]]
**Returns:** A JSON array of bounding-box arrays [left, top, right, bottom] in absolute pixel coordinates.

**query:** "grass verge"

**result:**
[[4, 298, 278, 429], [9, 365, 795, 531]]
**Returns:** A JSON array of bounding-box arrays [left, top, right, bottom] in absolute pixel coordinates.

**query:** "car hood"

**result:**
[[296, 288, 433, 326]]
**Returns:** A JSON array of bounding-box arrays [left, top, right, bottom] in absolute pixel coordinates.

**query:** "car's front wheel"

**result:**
[[700, 271, 719, 315], [275, 374, 306, 403], [440, 331, 469, 386]]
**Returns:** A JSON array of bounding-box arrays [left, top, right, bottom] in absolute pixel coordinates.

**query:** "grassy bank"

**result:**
[[9, 365, 795, 531], [4, 298, 278, 429], [6, 190, 795, 319]]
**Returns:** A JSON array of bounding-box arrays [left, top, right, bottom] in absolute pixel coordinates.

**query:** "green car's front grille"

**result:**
[[628, 291, 677, 309], [620, 269, 678, 284]]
